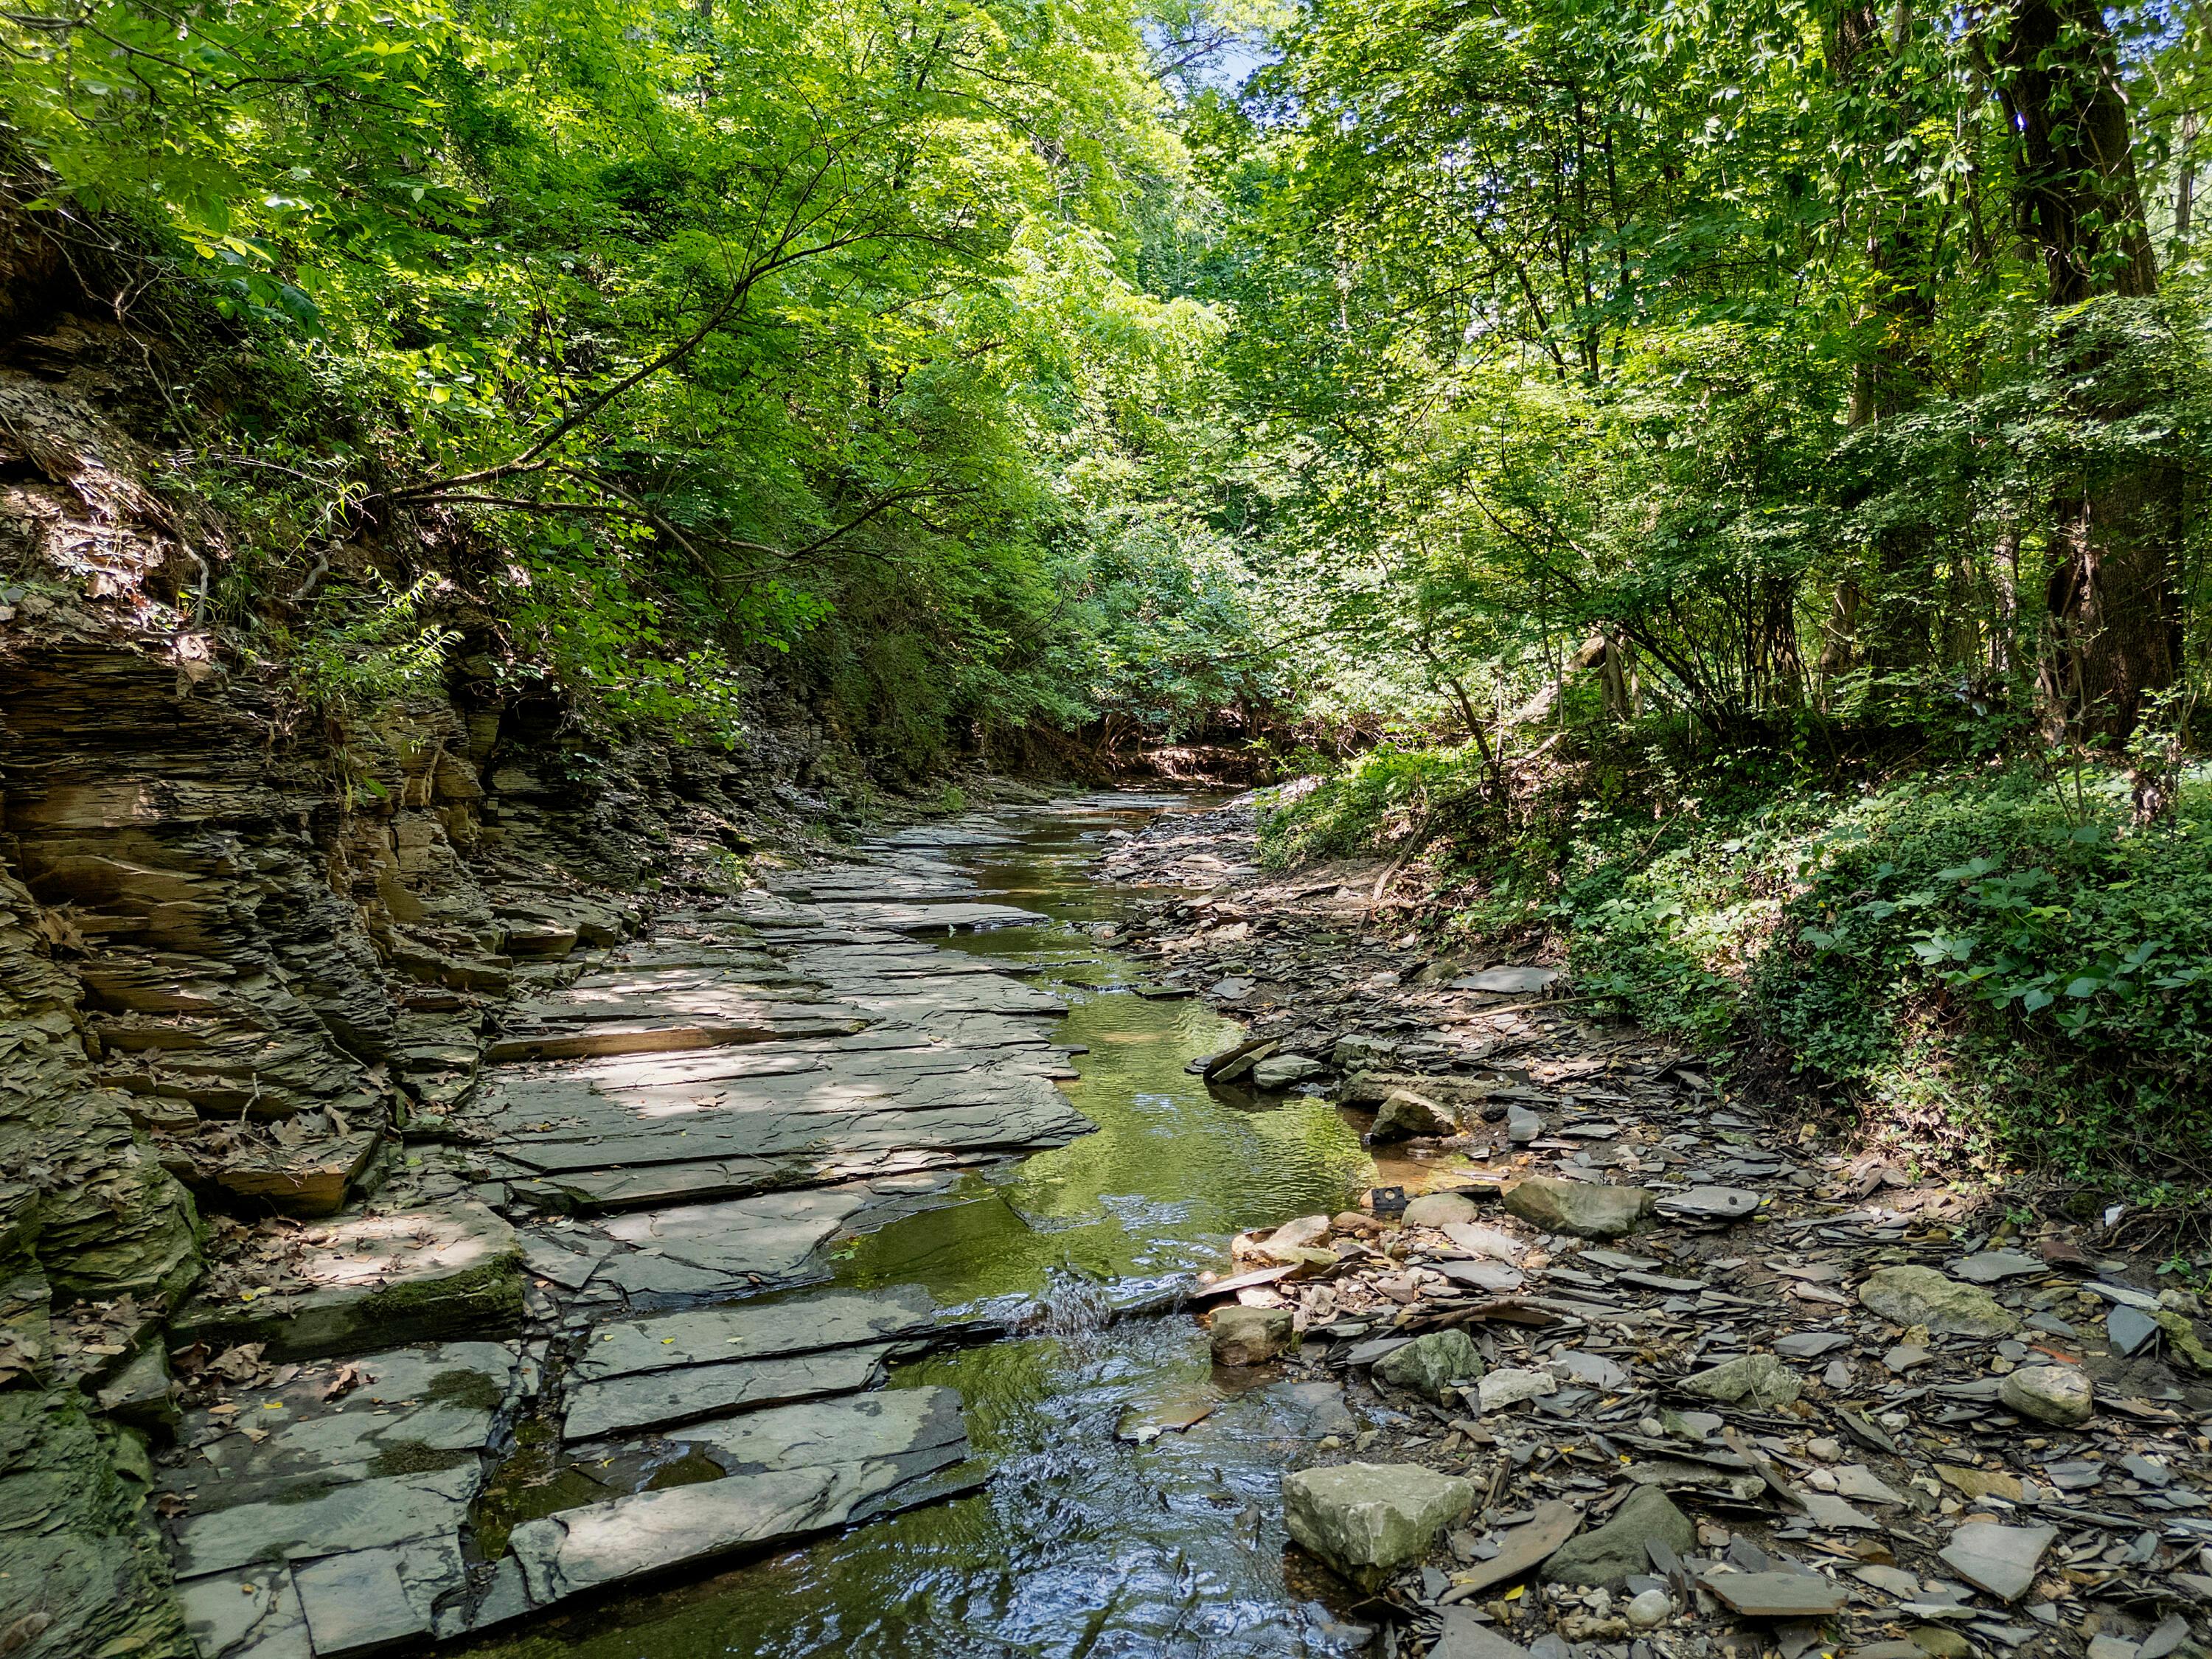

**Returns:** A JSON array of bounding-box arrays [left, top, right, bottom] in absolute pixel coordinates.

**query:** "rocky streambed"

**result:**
[[29, 787, 2212, 1659], [1096, 796, 2212, 1659], [133, 795, 1388, 1658]]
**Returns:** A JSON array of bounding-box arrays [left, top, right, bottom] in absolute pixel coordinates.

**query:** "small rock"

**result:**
[[1260, 1244, 1341, 1273], [1857, 1266, 2020, 1338], [1654, 1186, 1761, 1222], [1997, 1364, 2093, 1427], [1543, 1487, 1696, 1587], [1265, 1215, 1332, 1251], [1404, 1191, 1483, 1228], [2108, 1304, 2160, 1356], [1937, 1522, 2055, 1603], [1376, 1329, 1484, 1402], [1281, 1462, 1476, 1590], [1434, 1612, 1534, 1659], [1625, 1588, 1672, 1629], [1453, 1500, 1583, 1596], [1211, 1305, 1293, 1366], [1477, 1367, 1558, 1412], [1332, 1034, 1400, 1071], [2139, 1612, 2192, 1659], [1952, 1251, 2045, 1284], [1505, 1176, 1655, 1239], [1552, 1349, 1628, 1391], [2155, 1308, 2212, 1373], [1252, 1054, 1325, 1090], [1679, 1353, 1801, 1409], [1910, 1627, 1975, 1659], [1439, 1259, 1526, 1294], [1698, 1570, 1846, 1618], [1453, 967, 1560, 994], [1441, 1222, 1525, 1262], [1507, 1106, 1544, 1144]]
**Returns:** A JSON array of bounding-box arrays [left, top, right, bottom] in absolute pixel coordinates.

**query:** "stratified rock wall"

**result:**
[[0, 867, 201, 1321], [0, 328, 862, 1659]]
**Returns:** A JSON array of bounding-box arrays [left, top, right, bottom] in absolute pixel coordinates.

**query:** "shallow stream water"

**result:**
[[483, 798, 1387, 1658]]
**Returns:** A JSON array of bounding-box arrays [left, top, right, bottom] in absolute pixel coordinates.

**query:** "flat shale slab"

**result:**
[[160, 824, 1102, 1654], [511, 1387, 977, 1607]]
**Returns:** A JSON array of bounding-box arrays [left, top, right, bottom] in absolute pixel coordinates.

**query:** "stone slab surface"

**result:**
[[514, 1386, 977, 1605], [563, 1343, 895, 1441], [153, 821, 1123, 1653], [170, 1465, 481, 1578], [175, 1341, 518, 1497], [575, 1287, 935, 1381]]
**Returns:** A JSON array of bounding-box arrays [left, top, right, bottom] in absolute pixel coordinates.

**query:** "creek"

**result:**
[[481, 796, 1383, 1657]]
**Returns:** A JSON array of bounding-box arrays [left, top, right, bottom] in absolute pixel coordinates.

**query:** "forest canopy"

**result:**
[[4, 0, 2206, 765], [7, 0, 2212, 1171]]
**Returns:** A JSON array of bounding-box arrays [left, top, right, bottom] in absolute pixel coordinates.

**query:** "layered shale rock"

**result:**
[[0, 328, 916, 1658]]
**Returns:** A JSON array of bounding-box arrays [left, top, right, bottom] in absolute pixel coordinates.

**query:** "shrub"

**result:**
[[1266, 743, 2212, 1181]]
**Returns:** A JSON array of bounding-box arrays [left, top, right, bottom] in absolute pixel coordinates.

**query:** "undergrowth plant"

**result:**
[[1265, 742, 2212, 1183]]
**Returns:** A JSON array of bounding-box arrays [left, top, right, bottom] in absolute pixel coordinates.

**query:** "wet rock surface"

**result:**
[[5, 363, 1111, 1658], [112, 805, 1173, 1654], [1104, 795, 2212, 1659]]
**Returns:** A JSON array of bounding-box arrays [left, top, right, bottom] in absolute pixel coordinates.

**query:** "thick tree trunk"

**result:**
[[1992, 0, 2158, 304], [2042, 482, 2185, 734], [1992, 0, 2180, 740]]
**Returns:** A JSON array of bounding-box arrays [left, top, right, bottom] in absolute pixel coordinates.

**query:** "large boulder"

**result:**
[[1857, 1266, 2020, 1338], [1678, 1353, 1801, 1408], [1505, 1176, 1654, 1239], [1282, 1462, 1476, 1589], [1211, 1305, 1293, 1366], [1370, 1089, 1456, 1142], [1542, 1486, 1697, 1587], [1375, 1329, 1484, 1402]]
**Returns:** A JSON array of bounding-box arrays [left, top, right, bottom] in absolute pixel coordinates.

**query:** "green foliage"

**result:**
[[1266, 740, 2212, 1178], [1756, 771, 2212, 1171], [1, 0, 1265, 749], [1183, 0, 2212, 757], [285, 575, 461, 713], [1258, 744, 1488, 866]]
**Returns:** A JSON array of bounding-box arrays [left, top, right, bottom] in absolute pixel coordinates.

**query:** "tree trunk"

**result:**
[[2177, 113, 2199, 254], [1992, 0, 2158, 304], [1830, 1, 1938, 697], [1991, 0, 2179, 740]]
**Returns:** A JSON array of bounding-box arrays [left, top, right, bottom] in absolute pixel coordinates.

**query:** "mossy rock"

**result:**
[[170, 1253, 523, 1363]]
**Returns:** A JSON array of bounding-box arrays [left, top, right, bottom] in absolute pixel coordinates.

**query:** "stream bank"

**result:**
[[1088, 796, 2212, 1659]]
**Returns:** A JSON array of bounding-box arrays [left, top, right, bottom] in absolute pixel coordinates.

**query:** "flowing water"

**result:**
[[483, 798, 1388, 1658]]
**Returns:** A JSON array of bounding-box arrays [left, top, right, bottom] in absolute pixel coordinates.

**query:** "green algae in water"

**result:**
[[470, 1422, 614, 1560]]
